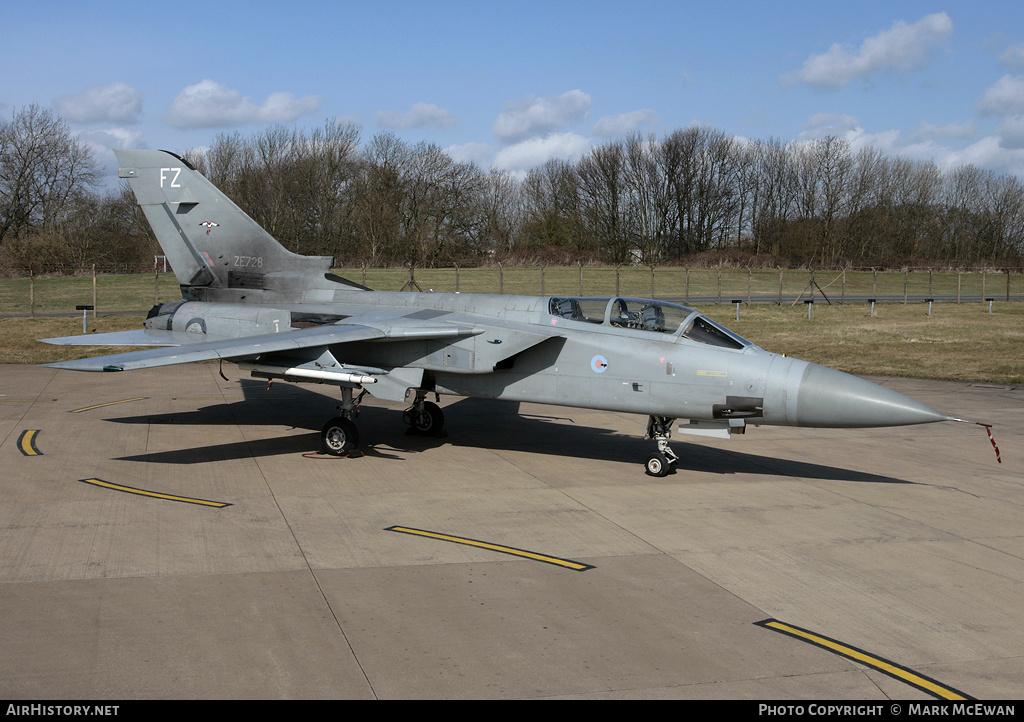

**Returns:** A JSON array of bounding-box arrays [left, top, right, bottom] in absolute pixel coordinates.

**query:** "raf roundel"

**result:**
[[591, 355, 608, 373]]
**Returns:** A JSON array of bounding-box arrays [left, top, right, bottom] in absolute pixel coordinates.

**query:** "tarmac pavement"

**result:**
[[0, 364, 1020, 699]]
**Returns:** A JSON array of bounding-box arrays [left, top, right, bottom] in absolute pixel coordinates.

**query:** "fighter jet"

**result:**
[[41, 149, 954, 476]]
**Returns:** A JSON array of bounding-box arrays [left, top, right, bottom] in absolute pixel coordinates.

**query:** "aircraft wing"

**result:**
[[41, 319, 482, 372]]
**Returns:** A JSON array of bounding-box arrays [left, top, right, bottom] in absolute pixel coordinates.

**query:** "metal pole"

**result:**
[[92, 264, 97, 318]]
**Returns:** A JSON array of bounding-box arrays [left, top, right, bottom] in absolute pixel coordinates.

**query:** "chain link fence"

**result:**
[[1, 263, 1021, 317]]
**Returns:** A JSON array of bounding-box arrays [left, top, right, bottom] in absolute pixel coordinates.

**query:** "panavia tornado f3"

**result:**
[[42, 149, 956, 476]]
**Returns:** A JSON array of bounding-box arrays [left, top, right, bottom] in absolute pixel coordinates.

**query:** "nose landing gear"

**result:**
[[645, 416, 679, 477]]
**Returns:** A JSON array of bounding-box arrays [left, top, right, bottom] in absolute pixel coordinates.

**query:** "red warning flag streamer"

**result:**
[[977, 423, 1002, 464]]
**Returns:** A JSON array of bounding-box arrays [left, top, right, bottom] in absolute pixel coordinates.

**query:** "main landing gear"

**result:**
[[321, 386, 365, 456], [403, 391, 446, 437], [320, 388, 447, 456], [644, 415, 679, 477]]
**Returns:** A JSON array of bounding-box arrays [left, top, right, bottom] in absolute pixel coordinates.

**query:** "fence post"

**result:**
[[685, 267, 690, 304], [578, 262, 583, 295], [29, 272, 34, 317], [957, 271, 961, 304], [1007, 269, 1011, 302], [716, 267, 722, 304], [498, 262, 504, 295], [540, 265, 545, 296], [747, 268, 752, 304], [92, 264, 97, 318], [650, 265, 655, 298], [615, 264, 620, 296], [778, 268, 783, 305], [455, 264, 460, 293], [903, 269, 908, 305], [982, 270, 986, 302]]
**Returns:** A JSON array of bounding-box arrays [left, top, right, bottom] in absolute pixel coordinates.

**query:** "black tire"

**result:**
[[411, 401, 445, 435], [321, 416, 359, 455], [645, 452, 671, 477]]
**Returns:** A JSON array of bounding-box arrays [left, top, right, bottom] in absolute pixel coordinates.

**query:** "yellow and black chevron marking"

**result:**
[[386, 525, 593, 571], [18, 430, 42, 456], [755, 619, 972, 700], [79, 478, 231, 508], [69, 397, 148, 413]]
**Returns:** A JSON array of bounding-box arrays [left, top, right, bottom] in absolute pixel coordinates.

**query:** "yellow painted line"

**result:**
[[69, 397, 148, 413], [756, 619, 972, 700], [18, 430, 42, 456], [696, 370, 727, 377], [79, 478, 231, 508], [386, 525, 593, 571]]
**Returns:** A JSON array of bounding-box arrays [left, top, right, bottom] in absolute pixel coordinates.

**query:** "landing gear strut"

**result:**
[[320, 386, 365, 456], [403, 390, 445, 436], [644, 415, 679, 477]]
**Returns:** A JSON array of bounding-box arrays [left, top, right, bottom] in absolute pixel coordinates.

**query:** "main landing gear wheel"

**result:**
[[321, 416, 359, 455], [404, 400, 445, 436], [645, 452, 676, 477]]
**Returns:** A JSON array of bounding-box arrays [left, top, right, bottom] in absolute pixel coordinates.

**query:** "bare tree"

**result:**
[[0, 104, 98, 244]]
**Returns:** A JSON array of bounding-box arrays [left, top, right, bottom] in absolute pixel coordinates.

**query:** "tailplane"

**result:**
[[115, 148, 367, 303]]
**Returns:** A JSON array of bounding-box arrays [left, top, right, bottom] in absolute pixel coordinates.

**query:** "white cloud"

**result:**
[[76, 127, 146, 151], [55, 83, 143, 124], [790, 12, 952, 89], [492, 132, 592, 174], [803, 113, 861, 135], [999, 43, 1024, 70], [164, 79, 321, 129], [795, 112, 1024, 178], [976, 75, 1024, 116], [376, 102, 457, 130], [492, 90, 591, 143], [997, 116, 1024, 149], [445, 141, 494, 166], [591, 109, 659, 138]]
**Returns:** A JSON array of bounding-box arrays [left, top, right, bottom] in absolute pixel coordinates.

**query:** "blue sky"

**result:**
[[5, 1, 1024, 185]]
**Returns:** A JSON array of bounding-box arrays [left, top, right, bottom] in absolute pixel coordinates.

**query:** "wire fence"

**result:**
[[1, 264, 1021, 317]]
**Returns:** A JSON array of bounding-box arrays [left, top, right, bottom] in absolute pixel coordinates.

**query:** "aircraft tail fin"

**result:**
[[114, 148, 367, 303]]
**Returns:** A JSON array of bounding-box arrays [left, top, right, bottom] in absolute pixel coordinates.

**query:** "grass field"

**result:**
[[1, 266, 1019, 315], [5, 286, 1021, 384]]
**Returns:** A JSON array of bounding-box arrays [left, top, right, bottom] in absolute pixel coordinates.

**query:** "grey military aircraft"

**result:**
[[42, 149, 955, 476]]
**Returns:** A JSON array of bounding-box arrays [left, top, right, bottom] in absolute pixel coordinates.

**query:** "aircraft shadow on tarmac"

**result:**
[[105, 382, 911, 484]]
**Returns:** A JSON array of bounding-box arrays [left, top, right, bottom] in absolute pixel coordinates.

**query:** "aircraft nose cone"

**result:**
[[795, 363, 950, 428]]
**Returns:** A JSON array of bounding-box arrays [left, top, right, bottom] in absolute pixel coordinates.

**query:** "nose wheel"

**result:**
[[645, 416, 679, 477]]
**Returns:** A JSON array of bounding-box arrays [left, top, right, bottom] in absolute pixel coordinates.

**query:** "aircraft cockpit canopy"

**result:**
[[548, 296, 750, 349]]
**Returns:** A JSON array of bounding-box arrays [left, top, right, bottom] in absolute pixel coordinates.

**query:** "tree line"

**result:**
[[2, 104, 1023, 275]]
